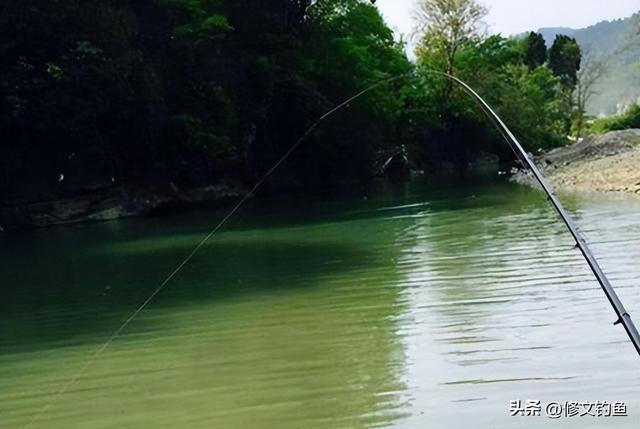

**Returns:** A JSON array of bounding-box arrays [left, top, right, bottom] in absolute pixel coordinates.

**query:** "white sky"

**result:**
[[377, 0, 640, 39]]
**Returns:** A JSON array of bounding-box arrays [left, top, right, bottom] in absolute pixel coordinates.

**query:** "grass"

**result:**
[[588, 104, 640, 135]]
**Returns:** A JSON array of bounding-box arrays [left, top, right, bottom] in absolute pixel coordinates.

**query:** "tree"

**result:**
[[288, 0, 413, 186], [162, 0, 232, 45], [573, 50, 606, 139], [497, 65, 570, 150], [523, 32, 547, 70], [413, 0, 488, 76], [548, 35, 581, 88], [412, 0, 489, 150], [454, 35, 570, 152]]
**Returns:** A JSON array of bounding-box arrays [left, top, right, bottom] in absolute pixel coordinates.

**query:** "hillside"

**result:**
[[539, 13, 640, 116]]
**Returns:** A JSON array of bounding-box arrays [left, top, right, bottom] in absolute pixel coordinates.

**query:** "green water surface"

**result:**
[[1, 181, 639, 429]]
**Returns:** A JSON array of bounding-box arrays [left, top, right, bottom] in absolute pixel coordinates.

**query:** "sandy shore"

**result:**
[[513, 129, 640, 196]]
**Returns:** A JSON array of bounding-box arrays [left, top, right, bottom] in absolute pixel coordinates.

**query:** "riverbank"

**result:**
[[0, 183, 244, 231], [0, 153, 505, 231], [512, 129, 640, 195]]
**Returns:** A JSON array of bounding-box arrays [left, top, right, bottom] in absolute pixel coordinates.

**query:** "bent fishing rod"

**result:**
[[25, 69, 639, 429], [437, 72, 640, 357]]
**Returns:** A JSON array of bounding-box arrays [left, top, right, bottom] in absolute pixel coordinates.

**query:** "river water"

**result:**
[[1, 181, 639, 428]]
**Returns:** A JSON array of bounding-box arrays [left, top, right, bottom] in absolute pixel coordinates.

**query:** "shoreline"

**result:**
[[512, 129, 640, 196], [0, 183, 245, 232], [5, 128, 639, 232]]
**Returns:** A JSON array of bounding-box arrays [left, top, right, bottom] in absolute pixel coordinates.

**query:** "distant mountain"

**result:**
[[538, 27, 576, 45], [538, 13, 640, 116]]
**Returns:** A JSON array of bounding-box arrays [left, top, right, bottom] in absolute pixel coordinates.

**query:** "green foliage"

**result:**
[[162, 0, 232, 44], [523, 32, 547, 70], [75, 41, 104, 56], [456, 35, 523, 72], [470, 39, 570, 151], [411, 0, 572, 163], [1, 0, 580, 200], [0, 0, 172, 196], [46, 63, 65, 81], [168, 82, 237, 158], [548, 35, 582, 88], [589, 104, 640, 134], [306, 1, 410, 105], [492, 65, 569, 149], [414, 0, 488, 75], [169, 114, 233, 157], [416, 30, 570, 160], [271, 0, 413, 185]]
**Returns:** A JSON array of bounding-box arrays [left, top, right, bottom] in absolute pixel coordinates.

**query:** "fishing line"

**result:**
[[22, 72, 413, 429], [25, 69, 639, 428]]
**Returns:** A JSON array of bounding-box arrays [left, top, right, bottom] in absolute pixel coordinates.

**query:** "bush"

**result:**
[[589, 104, 640, 134]]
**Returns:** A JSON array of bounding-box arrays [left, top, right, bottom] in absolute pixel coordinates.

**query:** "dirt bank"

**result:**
[[512, 129, 640, 195]]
